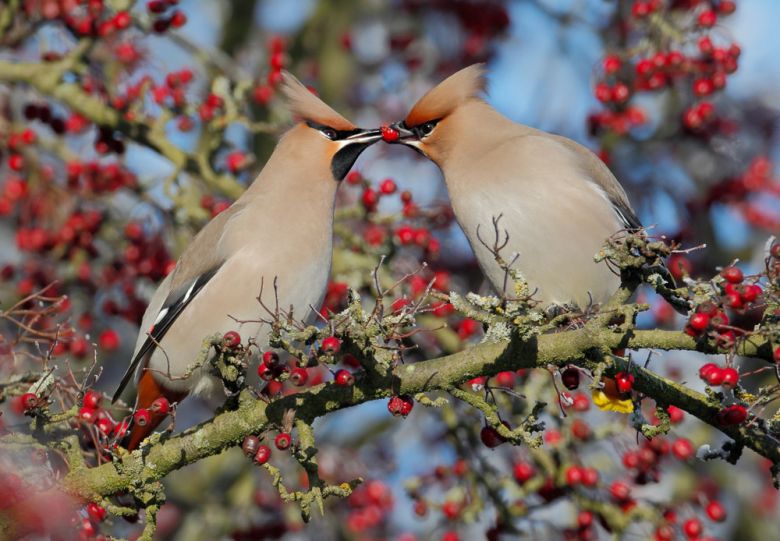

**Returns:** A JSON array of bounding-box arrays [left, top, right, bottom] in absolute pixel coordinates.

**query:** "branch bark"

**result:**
[[52, 326, 777, 503]]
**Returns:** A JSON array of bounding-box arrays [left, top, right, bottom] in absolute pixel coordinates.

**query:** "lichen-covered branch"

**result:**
[[35, 323, 775, 511]]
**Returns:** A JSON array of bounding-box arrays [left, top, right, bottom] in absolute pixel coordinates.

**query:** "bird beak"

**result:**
[[387, 122, 417, 144], [343, 128, 383, 145], [331, 128, 383, 180]]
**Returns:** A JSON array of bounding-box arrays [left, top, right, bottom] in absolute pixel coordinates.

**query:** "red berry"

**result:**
[[705, 500, 726, 522], [151, 396, 170, 414], [345, 171, 362, 185], [170, 10, 187, 28], [8, 154, 24, 171], [290, 367, 308, 386], [699, 362, 719, 381], [512, 461, 534, 484], [689, 312, 710, 332], [78, 406, 97, 423], [86, 502, 106, 522], [671, 438, 694, 460], [564, 465, 582, 485], [252, 84, 274, 105], [226, 151, 246, 173], [334, 369, 354, 386], [693, 77, 714, 97], [98, 329, 120, 351], [718, 0, 736, 14], [379, 178, 397, 194], [741, 284, 761, 303], [242, 435, 260, 457], [667, 405, 684, 424], [222, 330, 241, 348], [274, 432, 292, 450], [134, 408, 151, 427], [361, 188, 378, 210], [721, 266, 744, 284], [114, 11, 131, 29], [655, 525, 674, 541], [611, 82, 630, 103], [682, 517, 702, 538], [697, 9, 717, 27], [603, 54, 621, 74], [774, 346, 780, 363], [581, 467, 599, 487], [96, 417, 114, 435], [479, 426, 506, 448], [595, 82, 612, 103], [571, 419, 590, 440], [577, 511, 594, 528], [609, 481, 631, 502], [20, 392, 39, 411], [615, 372, 634, 394], [262, 351, 280, 366], [321, 336, 341, 354], [720, 367, 739, 388], [254, 444, 271, 464], [257, 363, 274, 381], [441, 500, 460, 520], [705, 367, 725, 386], [561, 366, 580, 390], [380, 125, 399, 142], [718, 404, 747, 425], [83, 390, 102, 409]]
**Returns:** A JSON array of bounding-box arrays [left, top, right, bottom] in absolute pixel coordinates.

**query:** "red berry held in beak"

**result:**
[[380, 125, 400, 142]]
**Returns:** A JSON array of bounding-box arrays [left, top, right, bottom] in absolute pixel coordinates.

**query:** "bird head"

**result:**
[[280, 72, 381, 180], [383, 64, 487, 163]]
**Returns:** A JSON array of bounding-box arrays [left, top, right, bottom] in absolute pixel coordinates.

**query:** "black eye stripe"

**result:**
[[305, 121, 361, 140]]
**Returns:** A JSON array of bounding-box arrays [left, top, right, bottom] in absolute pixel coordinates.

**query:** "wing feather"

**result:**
[[111, 266, 221, 403]]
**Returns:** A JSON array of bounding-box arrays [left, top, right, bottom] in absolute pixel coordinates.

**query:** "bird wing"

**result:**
[[111, 204, 245, 403], [111, 266, 222, 402], [546, 134, 642, 231], [551, 134, 688, 312]]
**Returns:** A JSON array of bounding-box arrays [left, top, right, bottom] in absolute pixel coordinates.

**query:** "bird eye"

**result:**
[[418, 122, 436, 137], [320, 128, 338, 140]]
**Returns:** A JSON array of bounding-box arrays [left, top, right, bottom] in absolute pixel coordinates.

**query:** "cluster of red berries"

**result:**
[[75, 390, 123, 441], [199, 194, 231, 217], [591, 1, 740, 137], [252, 37, 287, 105], [346, 479, 394, 533], [65, 160, 138, 192], [684, 265, 763, 350], [27, 0, 136, 38], [404, 1, 509, 61], [653, 498, 727, 541], [147, 0, 187, 34], [1, 128, 35, 176], [698, 362, 739, 388], [148, 69, 195, 110], [703, 157, 780, 231], [241, 429, 293, 466], [405, 460, 473, 538], [387, 394, 414, 417]]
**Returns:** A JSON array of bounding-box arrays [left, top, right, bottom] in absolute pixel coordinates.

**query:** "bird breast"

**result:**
[[445, 142, 624, 309]]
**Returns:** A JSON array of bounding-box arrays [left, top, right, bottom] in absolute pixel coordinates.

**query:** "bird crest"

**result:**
[[405, 63, 487, 126], [280, 71, 357, 131]]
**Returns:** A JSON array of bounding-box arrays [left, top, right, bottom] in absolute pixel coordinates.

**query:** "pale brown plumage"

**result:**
[[113, 72, 381, 448], [389, 64, 648, 309]]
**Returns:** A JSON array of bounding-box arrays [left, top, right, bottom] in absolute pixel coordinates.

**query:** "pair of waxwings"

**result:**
[[113, 64, 684, 449]]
